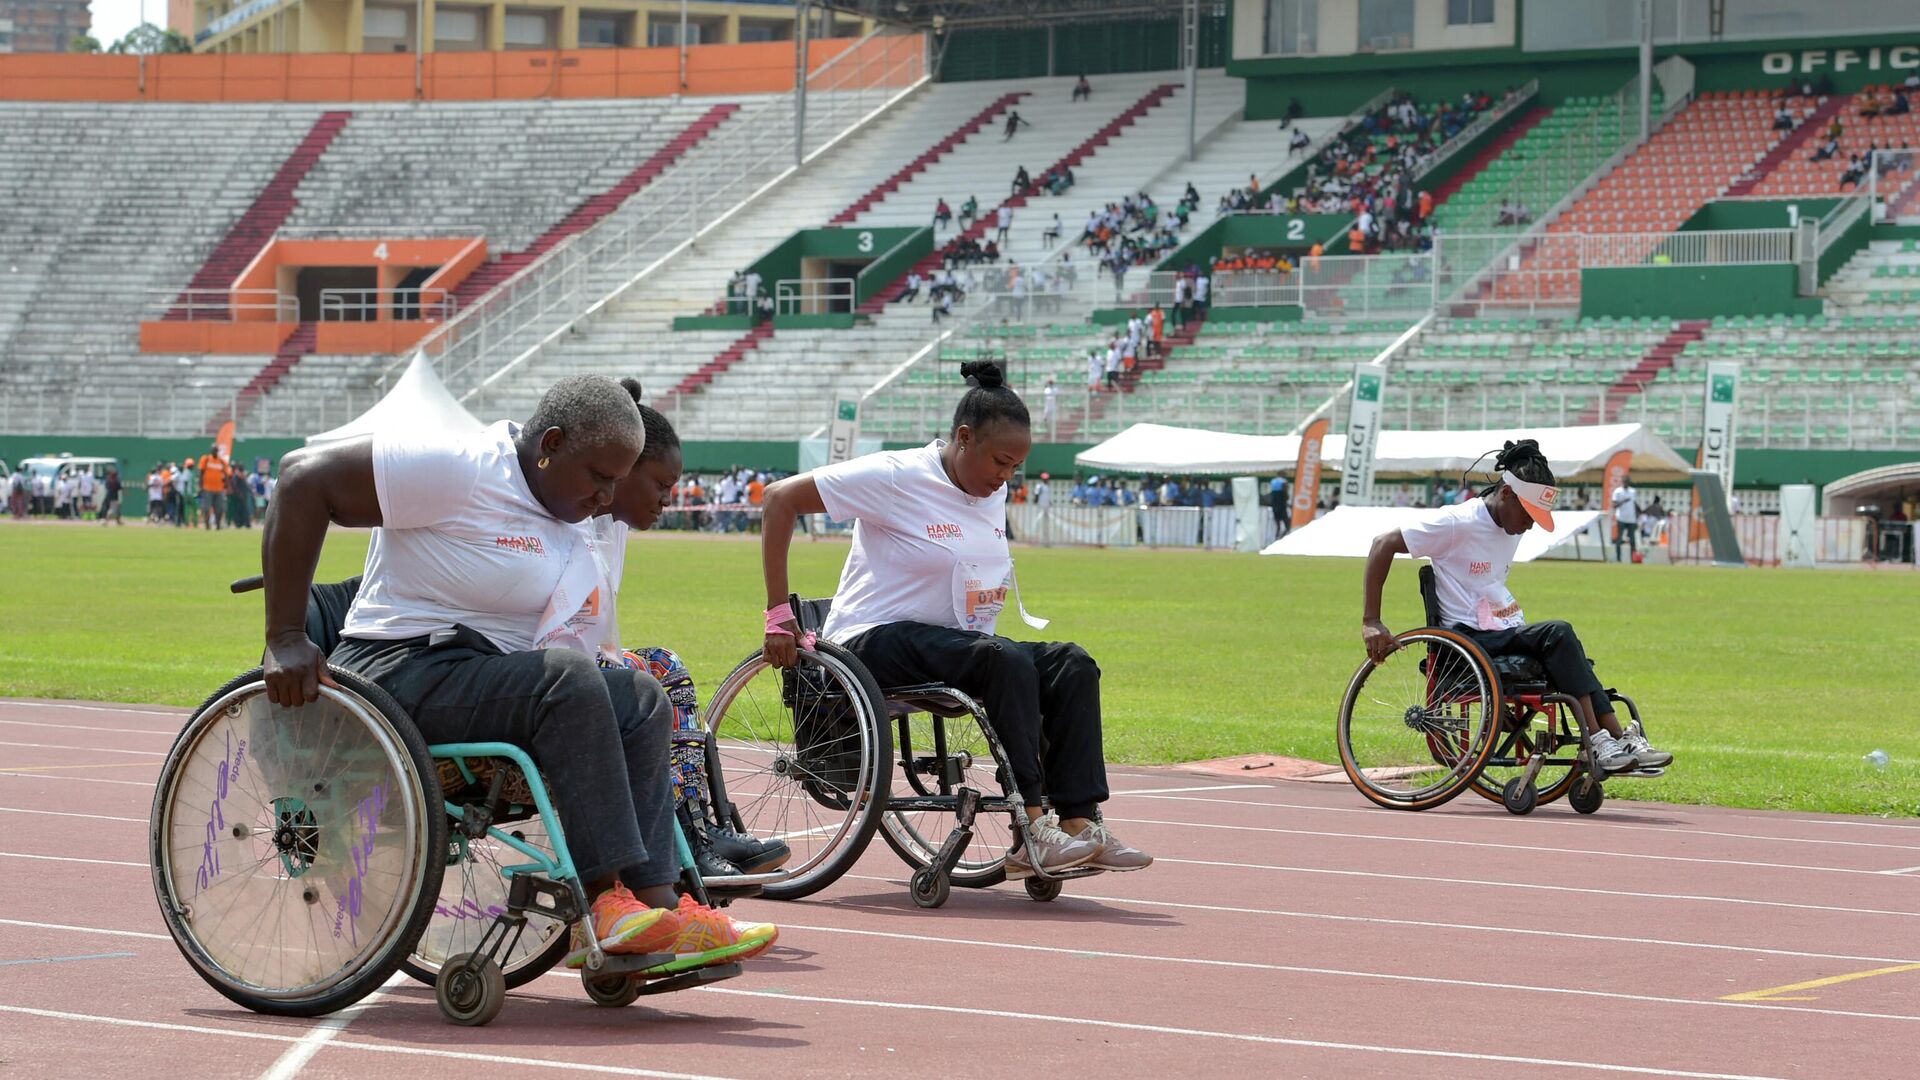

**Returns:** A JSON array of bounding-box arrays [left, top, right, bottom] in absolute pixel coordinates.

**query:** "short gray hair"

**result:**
[[525, 375, 645, 455]]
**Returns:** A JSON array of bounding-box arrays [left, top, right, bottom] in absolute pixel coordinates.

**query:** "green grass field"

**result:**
[[3, 521, 1916, 815]]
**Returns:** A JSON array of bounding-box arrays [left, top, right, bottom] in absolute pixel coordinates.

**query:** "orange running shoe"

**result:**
[[563, 883, 682, 969], [639, 894, 779, 976]]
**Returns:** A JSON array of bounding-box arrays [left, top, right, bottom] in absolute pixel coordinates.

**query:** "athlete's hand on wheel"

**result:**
[[762, 632, 797, 670], [263, 631, 338, 706], [1362, 619, 1399, 665]]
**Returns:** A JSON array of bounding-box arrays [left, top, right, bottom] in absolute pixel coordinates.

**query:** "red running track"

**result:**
[[0, 696, 1915, 1079]]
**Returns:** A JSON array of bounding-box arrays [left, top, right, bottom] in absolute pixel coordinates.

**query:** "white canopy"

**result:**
[[1262, 505, 1608, 561], [1075, 422, 1692, 483], [307, 352, 487, 446]]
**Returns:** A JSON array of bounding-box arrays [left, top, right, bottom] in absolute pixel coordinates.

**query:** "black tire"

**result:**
[[910, 867, 950, 909], [150, 666, 447, 1017], [435, 953, 506, 1026], [583, 971, 641, 1008], [1024, 877, 1062, 903], [1337, 629, 1502, 811], [1569, 776, 1605, 815], [1501, 775, 1538, 816], [704, 642, 891, 902]]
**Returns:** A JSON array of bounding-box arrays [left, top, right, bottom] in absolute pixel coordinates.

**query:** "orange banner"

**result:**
[[1291, 418, 1330, 529], [1602, 449, 1632, 536], [215, 421, 236, 461]]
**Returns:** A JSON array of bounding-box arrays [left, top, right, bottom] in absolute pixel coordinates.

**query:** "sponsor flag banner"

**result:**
[[1338, 365, 1385, 506], [827, 398, 861, 466], [1292, 417, 1329, 529], [1689, 361, 1740, 540]]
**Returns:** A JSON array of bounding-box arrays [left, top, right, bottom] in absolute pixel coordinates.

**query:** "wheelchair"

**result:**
[[696, 596, 1102, 909], [1334, 566, 1650, 816], [148, 576, 743, 1028]]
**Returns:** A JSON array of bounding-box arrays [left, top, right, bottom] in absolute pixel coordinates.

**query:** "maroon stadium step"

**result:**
[[453, 103, 740, 307], [661, 322, 776, 401], [828, 92, 1028, 225], [1725, 95, 1849, 197], [1430, 105, 1548, 207], [166, 111, 352, 321], [1580, 319, 1706, 424], [203, 322, 320, 433], [856, 83, 1183, 319]]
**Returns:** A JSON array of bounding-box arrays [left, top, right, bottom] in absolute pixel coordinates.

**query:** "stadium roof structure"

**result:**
[[1074, 423, 1694, 483], [824, 0, 1191, 30]]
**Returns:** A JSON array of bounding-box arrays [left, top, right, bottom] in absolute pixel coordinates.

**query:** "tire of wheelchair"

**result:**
[[1336, 627, 1505, 812], [149, 666, 447, 1017], [1464, 703, 1580, 810], [703, 640, 891, 901]]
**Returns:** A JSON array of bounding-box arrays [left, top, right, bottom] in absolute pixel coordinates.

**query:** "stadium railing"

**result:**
[[318, 288, 455, 323]]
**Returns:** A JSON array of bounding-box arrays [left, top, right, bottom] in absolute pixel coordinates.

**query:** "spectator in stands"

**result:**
[[933, 198, 952, 229], [1289, 127, 1312, 156], [982, 237, 1001, 263], [225, 467, 249, 529], [1611, 479, 1640, 562], [1773, 103, 1796, 131], [1073, 74, 1091, 102], [932, 289, 954, 324], [995, 204, 1013, 245], [1280, 97, 1306, 129], [1861, 91, 1887, 119], [959, 195, 979, 226], [1270, 474, 1292, 538], [251, 462, 274, 521], [1104, 336, 1121, 391], [1041, 375, 1057, 433], [1003, 109, 1030, 141], [1173, 273, 1192, 328], [1890, 90, 1912, 117], [6, 466, 25, 519], [1086, 347, 1103, 393], [1811, 136, 1840, 162], [1042, 213, 1062, 248], [145, 465, 163, 523], [53, 471, 73, 520], [755, 287, 775, 323], [1194, 271, 1211, 312], [173, 460, 194, 527], [1012, 165, 1031, 196], [1827, 116, 1844, 142], [895, 271, 923, 304]]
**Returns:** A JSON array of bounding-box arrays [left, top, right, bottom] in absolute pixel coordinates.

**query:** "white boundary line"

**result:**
[[0, 918, 170, 941], [0, 1005, 741, 1079], [691, 986, 1795, 1080], [0, 700, 183, 719], [0, 851, 146, 868], [0, 771, 156, 788], [256, 972, 405, 1080], [0, 719, 176, 737], [0, 806, 147, 824], [0, 740, 165, 757]]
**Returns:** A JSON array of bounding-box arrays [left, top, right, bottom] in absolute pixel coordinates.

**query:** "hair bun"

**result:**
[[619, 376, 644, 404], [959, 360, 1005, 390]]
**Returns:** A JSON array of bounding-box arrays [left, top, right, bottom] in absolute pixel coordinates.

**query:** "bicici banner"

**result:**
[[827, 399, 861, 467], [1339, 364, 1385, 507], [1689, 360, 1740, 541]]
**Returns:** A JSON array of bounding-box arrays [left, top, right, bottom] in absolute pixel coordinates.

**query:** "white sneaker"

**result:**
[[1004, 811, 1099, 880], [1073, 821, 1153, 872], [1619, 729, 1674, 769], [1587, 730, 1635, 773]]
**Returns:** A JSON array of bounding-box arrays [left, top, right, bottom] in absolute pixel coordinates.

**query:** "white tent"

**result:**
[[306, 352, 488, 446], [1075, 422, 1691, 483], [1262, 505, 1608, 561]]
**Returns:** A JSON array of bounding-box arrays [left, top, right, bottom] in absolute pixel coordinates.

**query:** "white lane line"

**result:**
[[692, 986, 1793, 1080], [0, 951, 134, 968], [0, 740, 165, 757], [0, 771, 155, 788], [0, 918, 170, 941], [1879, 865, 1920, 876], [0, 851, 146, 868], [0, 1005, 740, 1079], [834, 873, 1920, 967], [256, 972, 405, 1080], [1107, 783, 1267, 796], [1105, 815, 1902, 877], [1149, 856, 1920, 918], [0, 700, 183, 718], [0, 806, 147, 824], [772, 921, 1920, 1025], [1123, 792, 1920, 853], [0, 719, 176, 737]]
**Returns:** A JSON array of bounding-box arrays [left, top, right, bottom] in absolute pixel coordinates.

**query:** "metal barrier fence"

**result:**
[[775, 277, 855, 315], [317, 288, 454, 322], [145, 289, 298, 321]]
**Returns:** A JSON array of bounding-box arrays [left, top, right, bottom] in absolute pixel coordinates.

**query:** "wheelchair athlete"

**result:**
[[261, 375, 775, 977], [757, 361, 1152, 879], [1360, 439, 1672, 775], [564, 378, 792, 880]]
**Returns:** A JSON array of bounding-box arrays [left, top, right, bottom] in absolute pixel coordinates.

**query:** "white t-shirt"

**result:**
[[814, 442, 1016, 644], [1611, 485, 1639, 524], [543, 514, 628, 662], [1400, 498, 1525, 631], [996, 207, 1013, 229], [341, 420, 592, 654]]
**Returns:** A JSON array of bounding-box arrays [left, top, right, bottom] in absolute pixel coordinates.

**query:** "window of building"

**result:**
[[362, 4, 413, 52], [580, 11, 629, 47], [504, 10, 553, 48], [1357, 0, 1414, 51], [1447, 0, 1496, 27], [434, 8, 480, 46], [1264, 0, 1317, 56], [646, 20, 703, 46]]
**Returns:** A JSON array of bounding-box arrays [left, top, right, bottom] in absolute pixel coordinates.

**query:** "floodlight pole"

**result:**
[[679, 0, 688, 90], [1182, 0, 1199, 161], [415, 0, 425, 97], [794, 0, 811, 166], [1637, 0, 1653, 138]]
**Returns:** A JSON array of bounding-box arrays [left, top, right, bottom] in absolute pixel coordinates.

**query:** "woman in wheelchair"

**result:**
[[261, 374, 775, 975], [755, 361, 1152, 878], [585, 378, 792, 880], [1359, 439, 1672, 775]]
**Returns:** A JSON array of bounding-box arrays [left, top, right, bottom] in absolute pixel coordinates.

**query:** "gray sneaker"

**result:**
[[1587, 730, 1635, 773], [1004, 811, 1099, 880], [1074, 821, 1153, 872], [1619, 729, 1674, 769]]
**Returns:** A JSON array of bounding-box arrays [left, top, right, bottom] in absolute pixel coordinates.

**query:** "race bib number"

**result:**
[[953, 560, 1012, 634]]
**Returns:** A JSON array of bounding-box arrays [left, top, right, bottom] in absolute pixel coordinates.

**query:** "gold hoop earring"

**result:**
[[537, 456, 550, 470]]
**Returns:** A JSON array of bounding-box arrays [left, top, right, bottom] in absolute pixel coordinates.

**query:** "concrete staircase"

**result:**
[[1583, 319, 1707, 423]]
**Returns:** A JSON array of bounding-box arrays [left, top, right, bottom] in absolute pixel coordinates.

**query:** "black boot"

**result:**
[[707, 823, 792, 874], [679, 803, 741, 880]]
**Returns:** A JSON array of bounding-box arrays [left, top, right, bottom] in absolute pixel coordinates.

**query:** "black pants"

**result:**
[[1614, 521, 1639, 560], [330, 629, 678, 891], [1457, 620, 1611, 720], [844, 622, 1108, 820]]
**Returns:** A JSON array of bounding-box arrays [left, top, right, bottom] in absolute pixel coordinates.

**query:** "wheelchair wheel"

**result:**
[[1337, 629, 1502, 811], [702, 641, 890, 901], [878, 708, 1015, 890], [150, 667, 446, 1017], [401, 815, 570, 990], [1468, 703, 1579, 811]]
